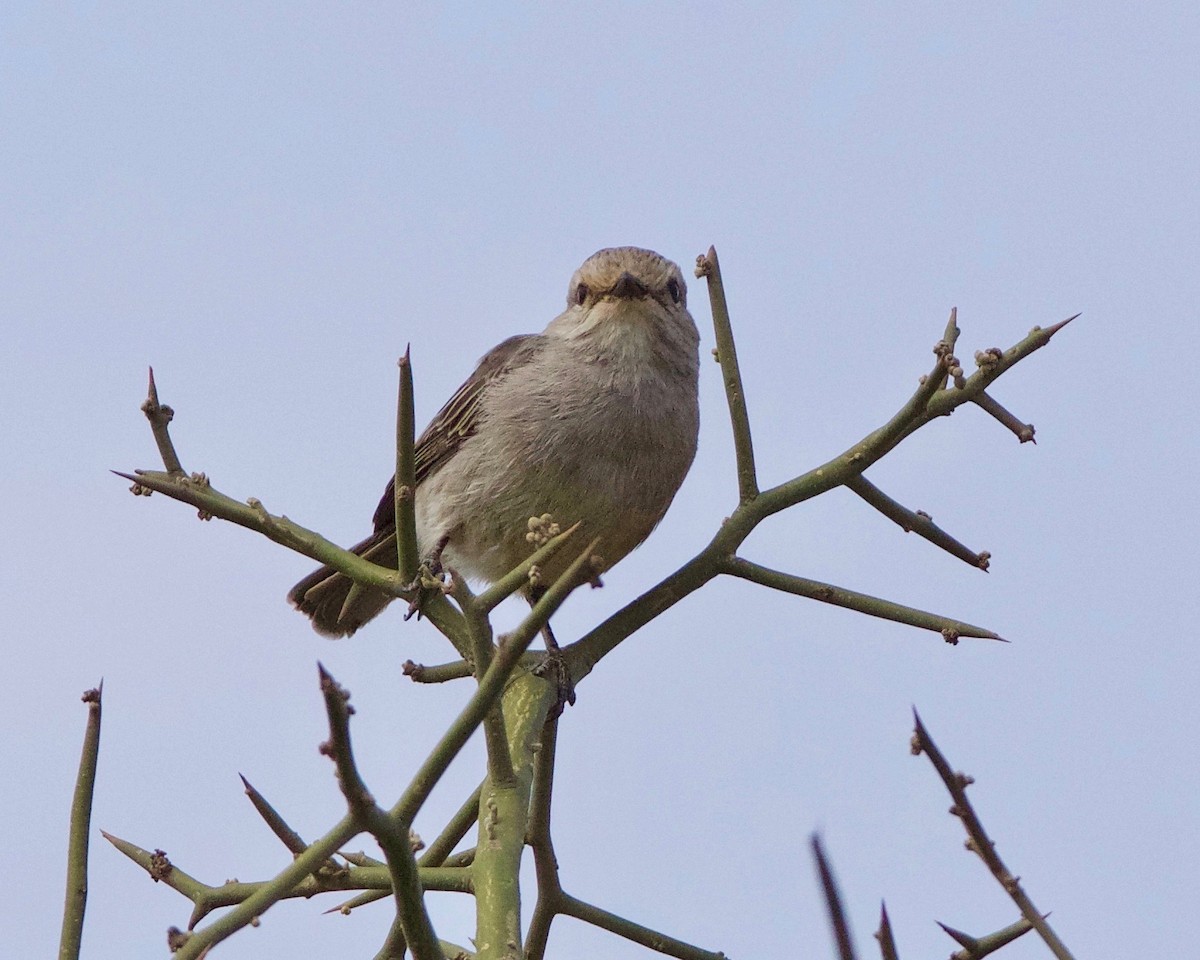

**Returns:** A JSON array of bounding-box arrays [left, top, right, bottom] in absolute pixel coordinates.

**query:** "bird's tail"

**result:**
[[287, 530, 399, 638]]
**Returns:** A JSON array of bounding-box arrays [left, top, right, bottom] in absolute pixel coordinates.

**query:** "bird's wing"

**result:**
[[371, 334, 544, 532]]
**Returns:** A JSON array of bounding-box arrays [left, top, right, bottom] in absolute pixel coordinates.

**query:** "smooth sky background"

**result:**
[[4, 3, 1196, 958]]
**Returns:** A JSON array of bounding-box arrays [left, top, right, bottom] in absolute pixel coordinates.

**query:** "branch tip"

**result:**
[[876, 902, 899, 960], [811, 834, 857, 960], [1041, 313, 1080, 338]]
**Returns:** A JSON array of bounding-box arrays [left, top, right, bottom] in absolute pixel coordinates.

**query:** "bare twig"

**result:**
[[102, 831, 468, 924], [140, 368, 184, 475], [318, 665, 443, 960], [844, 475, 990, 571], [811, 835, 858, 960], [59, 683, 102, 960], [395, 346, 420, 582], [239, 774, 309, 856], [697, 246, 758, 502], [476, 521, 582, 613], [912, 711, 1076, 960], [448, 575, 515, 788], [973, 392, 1036, 444], [875, 902, 899, 960], [558, 894, 727, 960], [940, 916, 1037, 959], [722, 557, 1002, 641], [403, 659, 474, 683], [112, 467, 466, 643], [935, 308, 962, 390]]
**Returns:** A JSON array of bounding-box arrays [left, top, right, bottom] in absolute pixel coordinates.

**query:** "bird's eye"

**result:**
[[666, 278, 681, 304], [575, 283, 588, 306]]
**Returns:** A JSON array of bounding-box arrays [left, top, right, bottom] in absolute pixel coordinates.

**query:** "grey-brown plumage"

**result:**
[[288, 247, 701, 637]]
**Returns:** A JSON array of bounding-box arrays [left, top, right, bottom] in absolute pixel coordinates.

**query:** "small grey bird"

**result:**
[[288, 246, 701, 645]]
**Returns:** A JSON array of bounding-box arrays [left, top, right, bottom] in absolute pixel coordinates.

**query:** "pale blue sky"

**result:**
[[4, 3, 1197, 958]]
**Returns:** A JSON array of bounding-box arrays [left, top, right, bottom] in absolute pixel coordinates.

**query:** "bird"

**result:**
[[288, 246, 701, 674]]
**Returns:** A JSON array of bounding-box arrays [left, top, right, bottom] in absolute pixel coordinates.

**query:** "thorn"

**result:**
[[1042, 313, 1080, 337], [937, 920, 979, 950]]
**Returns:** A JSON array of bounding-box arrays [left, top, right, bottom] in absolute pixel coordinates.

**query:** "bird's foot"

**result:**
[[532, 649, 577, 721], [403, 556, 447, 622]]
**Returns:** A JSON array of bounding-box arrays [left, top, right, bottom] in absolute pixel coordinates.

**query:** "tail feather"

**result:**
[[287, 531, 399, 637]]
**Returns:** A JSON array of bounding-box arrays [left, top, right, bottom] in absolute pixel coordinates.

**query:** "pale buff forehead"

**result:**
[[568, 247, 686, 303]]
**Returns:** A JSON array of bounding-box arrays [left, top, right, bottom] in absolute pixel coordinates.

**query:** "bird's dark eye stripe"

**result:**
[[666, 278, 681, 303], [575, 283, 588, 305]]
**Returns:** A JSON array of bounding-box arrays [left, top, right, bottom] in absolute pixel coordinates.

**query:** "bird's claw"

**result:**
[[532, 650, 576, 721], [403, 558, 446, 621]]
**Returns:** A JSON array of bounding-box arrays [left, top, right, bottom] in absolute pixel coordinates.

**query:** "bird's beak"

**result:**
[[609, 272, 648, 299]]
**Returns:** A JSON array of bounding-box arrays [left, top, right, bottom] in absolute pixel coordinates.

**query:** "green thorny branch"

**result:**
[[105, 246, 1076, 958]]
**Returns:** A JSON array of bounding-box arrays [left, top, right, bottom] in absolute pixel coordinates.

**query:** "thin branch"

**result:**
[[875, 902, 899, 960], [912, 711, 1077, 960], [318, 665, 443, 960], [476, 521, 582, 614], [939, 916, 1037, 960], [114, 467, 468, 644], [441, 848, 476, 868], [368, 814, 442, 960], [696, 246, 758, 502], [103, 831, 468, 922], [395, 346, 421, 582], [239, 774, 309, 856], [422, 783, 486, 867], [722, 556, 1002, 642], [972, 391, 1036, 444], [936, 307, 962, 390], [844, 475, 990, 571], [240, 773, 348, 889], [558, 894, 727, 960], [140, 367, 184, 474], [449, 575, 515, 788], [374, 916, 407, 960], [318, 665, 376, 817], [811, 835, 858, 960], [101, 834, 213, 925], [404, 659, 474, 683], [59, 683, 102, 960], [114, 470, 390, 584], [564, 553, 717, 682]]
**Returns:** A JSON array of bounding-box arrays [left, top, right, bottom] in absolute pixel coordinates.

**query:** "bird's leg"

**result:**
[[528, 585, 576, 719], [404, 532, 451, 621]]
